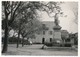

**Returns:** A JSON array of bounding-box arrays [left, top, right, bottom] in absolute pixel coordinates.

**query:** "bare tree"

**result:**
[[73, 7, 78, 24]]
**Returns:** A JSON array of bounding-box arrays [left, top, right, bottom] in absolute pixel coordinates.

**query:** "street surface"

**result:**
[[2, 44, 78, 56]]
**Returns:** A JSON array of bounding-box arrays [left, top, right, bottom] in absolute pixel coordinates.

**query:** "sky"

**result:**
[[39, 2, 78, 33]]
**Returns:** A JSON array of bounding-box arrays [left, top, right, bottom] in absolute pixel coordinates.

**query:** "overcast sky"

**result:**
[[40, 2, 78, 33]]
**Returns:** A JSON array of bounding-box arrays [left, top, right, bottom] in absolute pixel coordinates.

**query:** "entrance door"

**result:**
[[42, 38, 45, 44], [50, 38, 52, 42]]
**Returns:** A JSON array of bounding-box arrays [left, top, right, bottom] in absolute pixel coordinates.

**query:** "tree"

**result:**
[[2, 1, 21, 53], [73, 7, 78, 24], [2, 1, 63, 52], [20, 19, 43, 47], [61, 30, 69, 46], [10, 1, 43, 47], [72, 3, 78, 24]]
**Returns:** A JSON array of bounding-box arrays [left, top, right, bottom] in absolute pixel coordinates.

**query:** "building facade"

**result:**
[[29, 21, 62, 44]]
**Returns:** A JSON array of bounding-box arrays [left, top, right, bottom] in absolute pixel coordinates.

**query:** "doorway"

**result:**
[[50, 38, 52, 42], [42, 38, 45, 44]]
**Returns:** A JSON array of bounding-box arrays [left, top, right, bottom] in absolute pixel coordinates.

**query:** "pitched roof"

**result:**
[[41, 21, 62, 30]]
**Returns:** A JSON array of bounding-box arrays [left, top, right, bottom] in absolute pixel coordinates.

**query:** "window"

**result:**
[[37, 32, 40, 35], [42, 24, 46, 29], [49, 31, 52, 35], [42, 24, 45, 27], [65, 38, 70, 42], [43, 31, 45, 35]]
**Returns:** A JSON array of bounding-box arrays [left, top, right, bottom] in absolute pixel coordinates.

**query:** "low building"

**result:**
[[69, 33, 78, 45], [60, 32, 78, 47]]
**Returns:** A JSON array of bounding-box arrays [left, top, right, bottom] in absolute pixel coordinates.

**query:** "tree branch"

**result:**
[[8, 2, 21, 26]]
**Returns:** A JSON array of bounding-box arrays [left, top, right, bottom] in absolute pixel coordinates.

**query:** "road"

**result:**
[[2, 44, 78, 56]]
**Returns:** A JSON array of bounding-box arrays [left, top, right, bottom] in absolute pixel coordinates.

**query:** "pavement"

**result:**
[[2, 44, 78, 56]]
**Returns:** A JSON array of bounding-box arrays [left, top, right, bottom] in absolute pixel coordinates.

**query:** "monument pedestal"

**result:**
[[53, 25, 62, 46]]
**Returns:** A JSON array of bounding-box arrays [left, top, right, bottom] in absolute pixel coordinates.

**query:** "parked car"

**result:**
[[29, 41, 32, 45], [25, 40, 32, 45]]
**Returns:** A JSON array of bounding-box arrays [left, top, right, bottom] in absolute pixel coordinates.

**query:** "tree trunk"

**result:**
[[22, 37, 24, 47], [17, 30, 20, 48], [2, 15, 8, 53], [62, 39, 65, 47]]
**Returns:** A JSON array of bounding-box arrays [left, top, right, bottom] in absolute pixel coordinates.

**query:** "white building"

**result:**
[[29, 21, 62, 44]]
